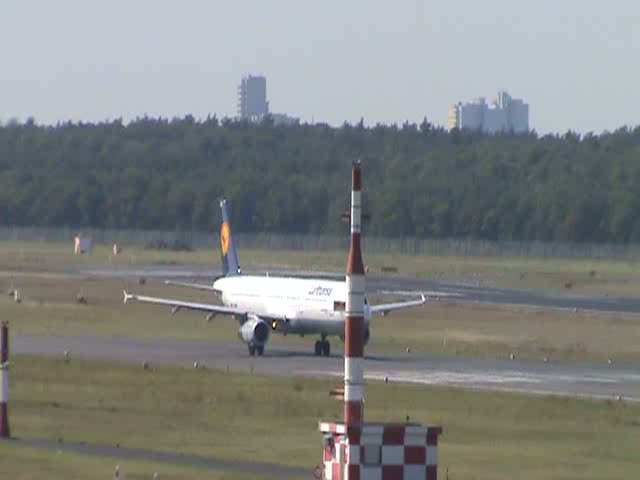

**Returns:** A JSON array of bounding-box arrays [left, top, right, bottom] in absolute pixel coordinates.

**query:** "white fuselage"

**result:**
[[213, 275, 370, 337]]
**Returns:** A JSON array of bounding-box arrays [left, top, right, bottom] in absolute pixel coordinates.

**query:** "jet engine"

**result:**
[[238, 315, 270, 346], [340, 326, 370, 344]]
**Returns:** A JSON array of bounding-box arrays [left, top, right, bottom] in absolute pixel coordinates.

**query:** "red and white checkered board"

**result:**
[[319, 423, 442, 480]]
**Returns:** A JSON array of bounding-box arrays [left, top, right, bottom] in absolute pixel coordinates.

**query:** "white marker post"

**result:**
[[1, 321, 10, 439]]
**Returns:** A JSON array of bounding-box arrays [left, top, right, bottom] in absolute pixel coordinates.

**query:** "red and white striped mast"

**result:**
[[344, 161, 365, 425], [1, 321, 10, 439]]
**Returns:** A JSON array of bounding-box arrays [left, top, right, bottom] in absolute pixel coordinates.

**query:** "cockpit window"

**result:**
[[334, 299, 367, 310]]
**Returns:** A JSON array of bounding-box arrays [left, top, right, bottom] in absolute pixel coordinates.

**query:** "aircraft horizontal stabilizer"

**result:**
[[164, 280, 221, 292]]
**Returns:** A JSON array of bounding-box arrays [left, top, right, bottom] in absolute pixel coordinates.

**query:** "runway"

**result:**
[[14, 334, 640, 402], [85, 265, 640, 315], [10, 265, 640, 402]]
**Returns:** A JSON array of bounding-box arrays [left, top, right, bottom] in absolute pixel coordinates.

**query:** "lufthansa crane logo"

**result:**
[[220, 223, 231, 256]]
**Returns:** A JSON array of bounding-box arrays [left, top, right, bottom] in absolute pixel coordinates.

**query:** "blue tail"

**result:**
[[219, 199, 241, 277]]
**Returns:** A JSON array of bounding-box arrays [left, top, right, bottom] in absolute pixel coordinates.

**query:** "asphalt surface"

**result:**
[[85, 265, 640, 315], [372, 276, 640, 315], [36, 265, 640, 401], [14, 334, 640, 402]]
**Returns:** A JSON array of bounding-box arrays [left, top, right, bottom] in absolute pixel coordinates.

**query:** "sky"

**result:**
[[0, 0, 638, 133]]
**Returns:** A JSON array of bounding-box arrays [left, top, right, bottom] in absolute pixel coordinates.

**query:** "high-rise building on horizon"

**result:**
[[448, 91, 529, 134], [237, 75, 269, 122], [236, 74, 300, 126]]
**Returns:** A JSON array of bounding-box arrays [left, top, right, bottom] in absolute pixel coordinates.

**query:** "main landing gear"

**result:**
[[314, 336, 331, 357], [248, 344, 264, 356]]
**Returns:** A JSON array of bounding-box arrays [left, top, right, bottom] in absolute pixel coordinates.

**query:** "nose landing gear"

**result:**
[[248, 344, 264, 356], [314, 336, 331, 357]]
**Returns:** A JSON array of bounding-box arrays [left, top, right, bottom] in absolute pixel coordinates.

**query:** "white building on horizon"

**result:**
[[238, 75, 269, 122], [237, 74, 299, 126], [448, 91, 529, 134]]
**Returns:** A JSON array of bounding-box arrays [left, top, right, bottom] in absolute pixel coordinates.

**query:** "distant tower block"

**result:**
[[237, 75, 269, 122], [318, 163, 443, 479], [448, 91, 529, 133], [1, 322, 10, 439]]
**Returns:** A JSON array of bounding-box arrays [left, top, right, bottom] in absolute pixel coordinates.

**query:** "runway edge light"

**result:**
[[317, 162, 443, 480]]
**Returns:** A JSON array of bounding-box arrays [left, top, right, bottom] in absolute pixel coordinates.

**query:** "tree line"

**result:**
[[0, 117, 639, 243]]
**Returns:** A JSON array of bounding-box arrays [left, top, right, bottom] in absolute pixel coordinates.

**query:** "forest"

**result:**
[[1, 116, 639, 243]]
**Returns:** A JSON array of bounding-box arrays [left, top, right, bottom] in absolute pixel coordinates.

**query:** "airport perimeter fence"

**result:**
[[1, 225, 640, 259]]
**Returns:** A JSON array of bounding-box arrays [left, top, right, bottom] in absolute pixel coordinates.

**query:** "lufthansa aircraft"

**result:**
[[123, 200, 426, 356]]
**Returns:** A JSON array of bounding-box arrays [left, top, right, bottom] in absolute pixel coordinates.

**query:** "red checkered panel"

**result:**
[[319, 423, 442, 480]]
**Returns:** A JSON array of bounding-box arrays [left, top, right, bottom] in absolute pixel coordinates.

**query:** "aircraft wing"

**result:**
[[123, 290, 243, 316], [369, 294, 426, 316], [164, 280, 220, 292]]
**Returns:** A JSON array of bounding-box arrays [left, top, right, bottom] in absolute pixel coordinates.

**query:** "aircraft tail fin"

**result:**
[[219, 199, 241, 277]]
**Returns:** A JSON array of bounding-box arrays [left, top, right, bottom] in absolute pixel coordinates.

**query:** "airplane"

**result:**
[[123, 199, 426, 357]]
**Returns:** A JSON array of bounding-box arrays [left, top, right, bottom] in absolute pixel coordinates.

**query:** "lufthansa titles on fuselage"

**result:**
[[308, 286, 333, 297]]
